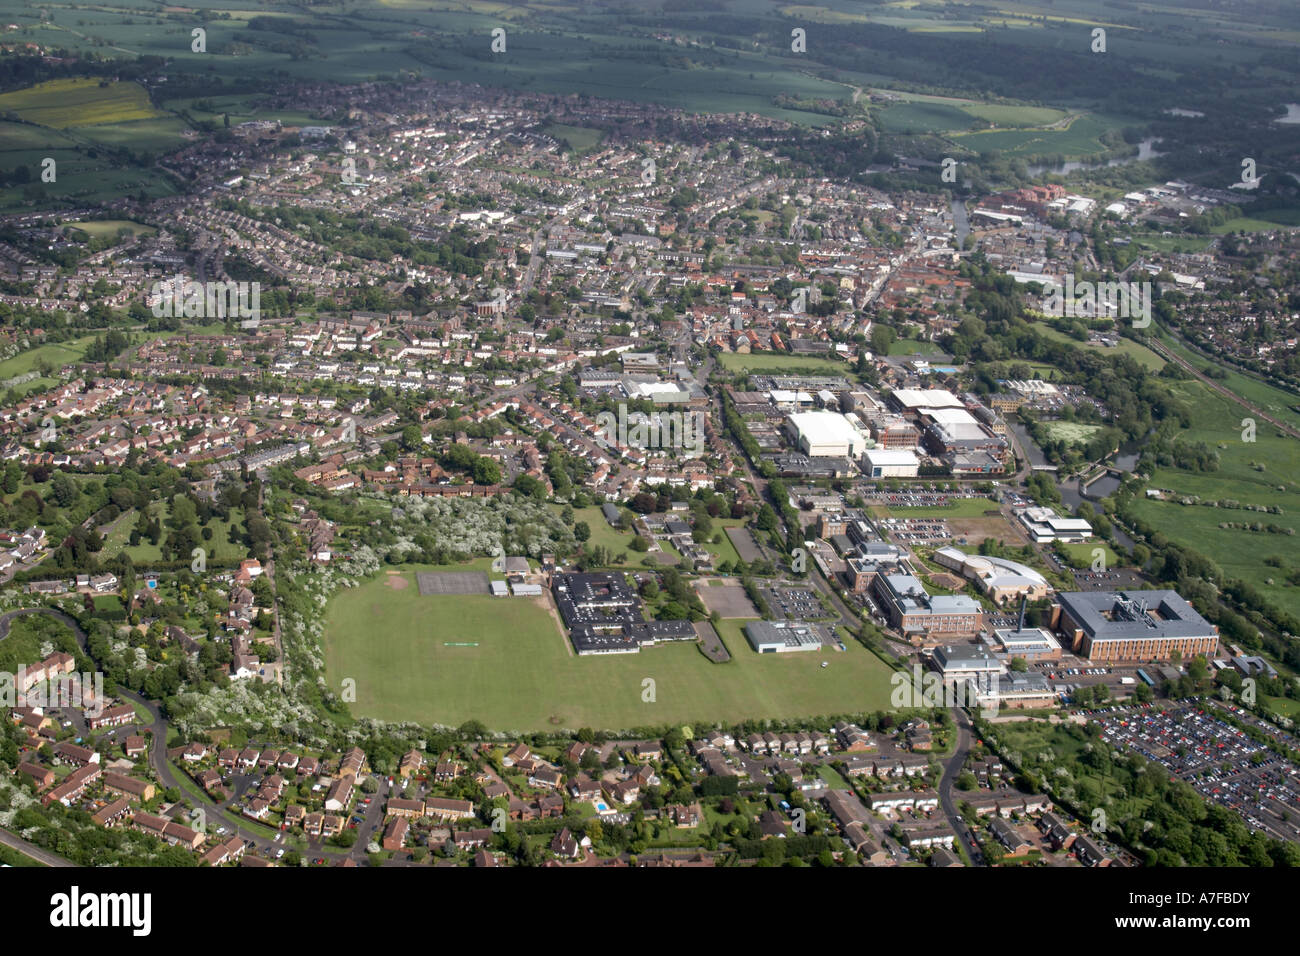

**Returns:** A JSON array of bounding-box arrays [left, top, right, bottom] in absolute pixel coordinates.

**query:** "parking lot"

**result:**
[[862, 491, 987, 508], [1094, 704, 1300, 844], [1070, 569, 1147, 591], [758, 585, 826, 621], [877, 517, 952, 544]]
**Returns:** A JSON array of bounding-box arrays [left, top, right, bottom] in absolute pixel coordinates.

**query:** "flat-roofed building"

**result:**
[[861, 448, 920, 478], [983, 626, 1062, 661], [786, 411, 867, 458], [1015, 506, 1094, 543], [872, 574, 983, 642], [1053, 590, 1218, 662], [745, 620, 824, 654]]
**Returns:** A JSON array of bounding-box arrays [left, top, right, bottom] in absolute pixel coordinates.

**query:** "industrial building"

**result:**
[[785, 411, 868, 458], [861, 448, 920, 478], [744, 620, 825, 654], [1052, 590, 1219, 662], [1015, 507, 1094, 543], [872, 573, 983, 642]]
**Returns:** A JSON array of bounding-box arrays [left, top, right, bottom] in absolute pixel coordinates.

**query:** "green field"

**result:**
[[98, 504, 250, 567], [1042, 421, 1102, 445], [0, 78, 163, 128], [569, 505, 645, 565], [59, 219, 157, 239], [888, 339, 946, 357], [717, 351, 852, 375], [872, 497, 1000, 519], [322, 566, 898, 731], [1128, 373, 1300, 620], [953, 112, 1138, 159], [540, 123, 605, 153], [0, 337, 96, 380], [1054, 540, 1120, 570], [1032, 321, 1166, 371]]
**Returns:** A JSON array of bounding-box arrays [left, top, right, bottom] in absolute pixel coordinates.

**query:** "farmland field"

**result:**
[[323, 566, 899, 730], [0, 78, 163, 128]]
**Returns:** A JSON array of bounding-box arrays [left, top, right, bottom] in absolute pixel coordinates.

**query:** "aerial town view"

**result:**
[[0, 0, 1297, 929]]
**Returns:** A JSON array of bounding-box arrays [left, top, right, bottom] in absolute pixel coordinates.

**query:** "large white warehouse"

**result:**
[[787, 411, 867, 458]]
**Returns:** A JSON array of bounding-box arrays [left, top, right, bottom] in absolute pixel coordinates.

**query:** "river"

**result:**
[[951, 197, 969, 247], [1008, 421, 1139, 551], [1274, 103, 1300, 125], [1027, 138, 1163, 177]]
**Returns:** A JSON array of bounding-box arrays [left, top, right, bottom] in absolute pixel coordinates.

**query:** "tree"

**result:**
[[472, 457, 501, 485], [574, 521, 591, 542]]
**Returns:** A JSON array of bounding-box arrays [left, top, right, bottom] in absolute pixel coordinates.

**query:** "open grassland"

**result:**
[[0, 337, 96, 380], [717, 351, 851, 375], [1031, 321, 1166, 371], [953, 112, 1138, 158], [1054, 540, 1121, 570], [323, 566, 899, 731], [1155, 330, 1300, 432], [59, 219, 156, 239], [0, 78, 162, 128], [1130, 376, 1300, 621]]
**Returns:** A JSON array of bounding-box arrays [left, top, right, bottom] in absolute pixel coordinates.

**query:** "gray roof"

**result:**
[[1056, 590, 1215, 641]]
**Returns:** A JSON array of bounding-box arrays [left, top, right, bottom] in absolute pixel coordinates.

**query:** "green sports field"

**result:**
[[323, 566, 898, 731], [717, 352, 851, 375]]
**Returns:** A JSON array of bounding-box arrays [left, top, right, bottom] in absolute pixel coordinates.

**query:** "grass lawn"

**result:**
[[570, 505, 642, 565], [323, 566, 899, 732], [0, 336, 96, 380], [717, 351, 853, 376], [1031, 321, 1166, 371], [1054, 540, 1120, 570], [1263, 696, 1300, 720], [888, 339, 945, 357], [871, 497, 1000, 519], [59, 219, 156, 239], [99, 504, 250, 567]]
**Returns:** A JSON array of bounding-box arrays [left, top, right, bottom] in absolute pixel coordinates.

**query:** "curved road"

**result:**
[[937, 707, 985, 866], [1, 608, 381, 865], [0, 826, 74, 867]]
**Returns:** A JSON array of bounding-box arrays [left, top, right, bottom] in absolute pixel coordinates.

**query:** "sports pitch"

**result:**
[[323, 566, 898, 732]]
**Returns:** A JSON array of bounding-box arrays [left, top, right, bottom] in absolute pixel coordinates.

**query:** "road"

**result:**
[[2, 607, 384, 865], [1147, 335, 1300, 440], [706, 356, 985, 862], [937, 707, 985, 866], [0, 826, 74, 867]]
